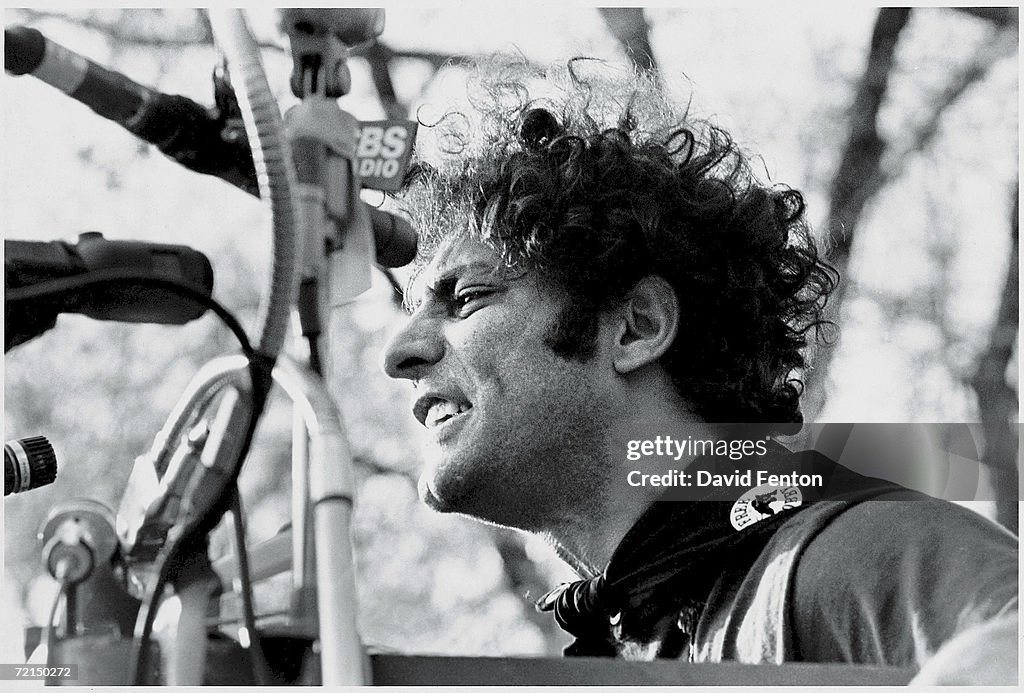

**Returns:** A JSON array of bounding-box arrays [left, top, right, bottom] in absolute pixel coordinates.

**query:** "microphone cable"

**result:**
[[7, 269, 271, 685]]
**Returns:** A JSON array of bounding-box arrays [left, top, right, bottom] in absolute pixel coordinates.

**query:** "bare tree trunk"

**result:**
[[801, 10, 1015, 428], [971, 187, 1019, 534], [800, 8, 912, 426]]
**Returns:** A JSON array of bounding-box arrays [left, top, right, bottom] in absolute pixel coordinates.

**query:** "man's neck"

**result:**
[[539, 392, 716, 577], [539, 506, 646, 578]]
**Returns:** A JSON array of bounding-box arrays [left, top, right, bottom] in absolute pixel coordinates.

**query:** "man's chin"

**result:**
[[418, 471, 498, 522], [418, 473, 457, 513], [417, 473, 523, 531]]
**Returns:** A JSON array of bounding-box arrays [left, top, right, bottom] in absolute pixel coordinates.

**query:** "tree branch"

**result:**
[[970, 185, 1019, 533], [888, 27, 1017, 177], [489, 529, 568, 654], [10, 7, 469, 69], [598, 8, 659, 75], [354, 454, 418, 484], [365, 41, 416, 121], [369, 42, 467, 72], [950, 7, 1019, 28], [10, 8, 287, 52]]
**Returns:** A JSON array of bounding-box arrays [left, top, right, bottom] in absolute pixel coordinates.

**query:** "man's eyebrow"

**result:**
[[424, 261, 503, 296], [406, 261, 511, 311]]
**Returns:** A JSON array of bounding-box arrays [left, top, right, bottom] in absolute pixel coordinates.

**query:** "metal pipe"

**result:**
[[289, 404, 318, 628], [271, 357, 363, 684], [204, 356, 363, 682], [212, 529, 291, 587]]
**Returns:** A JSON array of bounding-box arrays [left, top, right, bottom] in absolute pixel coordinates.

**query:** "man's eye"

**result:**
[[452, 288, 490, 317]]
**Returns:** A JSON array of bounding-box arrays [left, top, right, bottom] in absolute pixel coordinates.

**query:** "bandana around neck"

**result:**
[[535, 445, 906, 657]]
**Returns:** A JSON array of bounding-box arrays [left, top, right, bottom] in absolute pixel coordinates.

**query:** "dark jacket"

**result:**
[[690, 493, 1018, 665]]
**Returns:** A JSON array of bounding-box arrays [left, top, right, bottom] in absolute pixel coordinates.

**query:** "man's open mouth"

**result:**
[[414, 396, 473, 429], [426, 400, 471, 428]]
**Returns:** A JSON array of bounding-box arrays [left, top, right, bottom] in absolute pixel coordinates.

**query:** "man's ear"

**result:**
[[611, 275, 680, 374]]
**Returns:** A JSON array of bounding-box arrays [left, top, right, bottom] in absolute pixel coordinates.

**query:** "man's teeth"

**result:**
[[426, 401, 468, 427]]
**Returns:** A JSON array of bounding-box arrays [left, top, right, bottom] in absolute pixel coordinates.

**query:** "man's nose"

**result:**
[[383, 313, 444, 380]]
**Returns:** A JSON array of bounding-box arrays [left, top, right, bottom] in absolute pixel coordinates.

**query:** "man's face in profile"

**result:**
[[384, 236, 615, 529]]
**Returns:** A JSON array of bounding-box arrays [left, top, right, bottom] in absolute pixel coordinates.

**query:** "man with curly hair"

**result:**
[[382, 59, 1017, 676]]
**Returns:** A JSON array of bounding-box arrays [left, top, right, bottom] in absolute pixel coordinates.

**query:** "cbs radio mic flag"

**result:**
[[355, 120, 418, 192]]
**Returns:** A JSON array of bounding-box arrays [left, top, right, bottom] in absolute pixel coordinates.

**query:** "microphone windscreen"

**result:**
[[4, 26, 46, 75], [368, 206, 418, 268]]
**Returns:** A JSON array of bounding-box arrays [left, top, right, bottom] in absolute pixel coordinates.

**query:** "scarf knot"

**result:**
[[535, 574, 621, 655], [535, 574, 616, 634]]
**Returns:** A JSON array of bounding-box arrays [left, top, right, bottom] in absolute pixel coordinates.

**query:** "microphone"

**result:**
[[368, 206, 419, 269], [5, 232, 215, 351], [5, 24, 418, 267], [5, 24, 258, 196], [5, 436, 57, 496]]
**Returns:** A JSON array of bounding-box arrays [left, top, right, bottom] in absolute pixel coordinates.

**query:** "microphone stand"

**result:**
[[14, 10, 384, 685], [278, 12, 380, 686]]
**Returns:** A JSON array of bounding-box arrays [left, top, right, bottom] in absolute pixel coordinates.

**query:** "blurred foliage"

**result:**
[[3, 6, 1017, 660]]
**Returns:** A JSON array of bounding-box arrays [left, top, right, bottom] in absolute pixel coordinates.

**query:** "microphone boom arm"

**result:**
[[4, 23, 417, 268]]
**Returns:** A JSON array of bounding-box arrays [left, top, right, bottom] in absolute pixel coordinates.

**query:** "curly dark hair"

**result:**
[[399, 57, 837, 429]]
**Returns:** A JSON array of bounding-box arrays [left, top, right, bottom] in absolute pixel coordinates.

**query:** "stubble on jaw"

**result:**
[[419, 343, 617, 532]]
